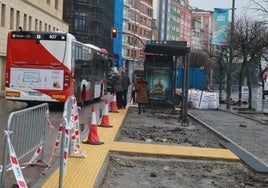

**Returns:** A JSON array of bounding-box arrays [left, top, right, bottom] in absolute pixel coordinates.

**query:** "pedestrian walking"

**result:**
[[121, 71, 130, 108], [135, 77, 149, 114], [111, 70, 124, 109]]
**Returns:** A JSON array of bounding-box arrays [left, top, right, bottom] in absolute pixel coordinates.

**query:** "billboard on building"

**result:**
[[212, 8, 229, 45]]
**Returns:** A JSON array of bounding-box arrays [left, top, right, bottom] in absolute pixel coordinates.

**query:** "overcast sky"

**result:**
[[189, 0, 252, 16]]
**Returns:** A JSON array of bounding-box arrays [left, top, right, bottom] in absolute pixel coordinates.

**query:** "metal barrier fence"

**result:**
[[1, 103, 49, 188], [208, 84, 260, 93], [58, 96, 84, 188]]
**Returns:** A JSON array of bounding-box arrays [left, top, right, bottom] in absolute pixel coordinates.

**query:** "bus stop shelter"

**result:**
[[143, 40, 190, 125]]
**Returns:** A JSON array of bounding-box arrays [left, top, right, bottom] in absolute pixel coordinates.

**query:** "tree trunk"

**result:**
[[261, 65, 268, 99], [219, 60, 224, 98], [246, 63, 253, 110], [238, 63, 245, 106]]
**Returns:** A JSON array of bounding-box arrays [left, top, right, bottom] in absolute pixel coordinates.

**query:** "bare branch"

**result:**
[[250, 0, 268, 14]]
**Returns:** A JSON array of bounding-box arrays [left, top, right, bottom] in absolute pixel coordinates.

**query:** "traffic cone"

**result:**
[[82, 106, 104, 145], [110, 92, 119, 113], [99, 99, 113, 128]]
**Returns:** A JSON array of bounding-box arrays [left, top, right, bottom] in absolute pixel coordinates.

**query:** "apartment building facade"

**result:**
[[0, 0, 68, 90], [158, 0, 180, 41], [62, 0, 114, 54], [179, 0, 192, 46], [191, 8, 213, 50], [157, 0, 192, 47], [191, 16, 203, 49], [117, 0, 153, 70]]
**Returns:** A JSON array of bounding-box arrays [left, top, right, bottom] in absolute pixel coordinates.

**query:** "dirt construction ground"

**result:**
[[99, 107, 268, 188]]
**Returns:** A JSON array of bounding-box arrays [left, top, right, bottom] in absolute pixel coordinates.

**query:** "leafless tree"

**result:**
[[250, 0, 268, 15], [232, 16, 268, 109], [190, 49, 213, 69], [209, 45, 232, 98]]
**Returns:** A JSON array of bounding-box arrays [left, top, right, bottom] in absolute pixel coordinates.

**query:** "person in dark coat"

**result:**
[[111, 72, 124, 109], [135, 77, 149, 114], [121, 71, 130, 108]]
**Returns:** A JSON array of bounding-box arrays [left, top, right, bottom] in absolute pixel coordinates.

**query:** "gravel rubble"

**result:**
[[100, 107, 268, 188]]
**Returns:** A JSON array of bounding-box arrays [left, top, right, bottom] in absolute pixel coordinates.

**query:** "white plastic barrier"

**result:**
[[189, 89, 202, 108], [208, 92, 219, 109], [198, 91, 209, 109], [188, 89, 219, 109]]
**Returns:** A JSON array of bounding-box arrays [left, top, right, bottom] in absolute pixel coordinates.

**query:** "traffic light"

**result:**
[[111, 27, 118, 39]]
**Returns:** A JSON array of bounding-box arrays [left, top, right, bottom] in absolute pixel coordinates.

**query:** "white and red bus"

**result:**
[[5, 31, 109, 105]]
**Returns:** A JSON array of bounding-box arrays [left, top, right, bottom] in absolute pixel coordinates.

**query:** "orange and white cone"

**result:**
[[99, 99, 113, 128], [110, 92, 119, 113], [82, 106, 104, 145]]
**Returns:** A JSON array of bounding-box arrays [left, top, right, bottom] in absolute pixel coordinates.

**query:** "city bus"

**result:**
[[5, 31, 109, 105]]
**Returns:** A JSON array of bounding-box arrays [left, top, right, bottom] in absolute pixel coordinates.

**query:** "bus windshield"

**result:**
[[9, 32, 66, 65]]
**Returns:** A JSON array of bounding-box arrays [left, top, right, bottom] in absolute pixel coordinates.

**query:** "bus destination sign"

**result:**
[[11, 31, 66, 41]]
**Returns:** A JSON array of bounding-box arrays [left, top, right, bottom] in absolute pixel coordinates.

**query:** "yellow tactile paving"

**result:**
[[41, 108, 127, 188], [41, 106, 239, 188], [110, 142, 240, 160]]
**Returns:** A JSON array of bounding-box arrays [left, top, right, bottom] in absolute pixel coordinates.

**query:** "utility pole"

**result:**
[[227, 0, 235, 109]]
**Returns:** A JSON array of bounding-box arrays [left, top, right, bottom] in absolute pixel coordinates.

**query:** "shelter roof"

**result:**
[[144, 40, 190, 56]]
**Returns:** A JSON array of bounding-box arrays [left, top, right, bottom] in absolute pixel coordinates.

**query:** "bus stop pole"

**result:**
[[180, 52, 190, 126], [173, 56, 178, 114]]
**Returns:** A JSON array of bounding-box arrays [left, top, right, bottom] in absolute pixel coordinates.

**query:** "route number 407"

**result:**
[[48, 35, 57, 39]]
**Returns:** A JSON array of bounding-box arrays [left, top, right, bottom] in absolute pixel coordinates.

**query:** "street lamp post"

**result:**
[[227, 0, 235, 109]]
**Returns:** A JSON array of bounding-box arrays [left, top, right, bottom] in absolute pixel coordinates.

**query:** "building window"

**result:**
[[1, 4, 6, 27], [35, 19, 38, 30], [144, 18, 146, 25], [10, 8, 14, 29], [16, 11, 20, 30], [39, 20, 42, 31], [29, 16, 32, 30], [55, 0, 59, 9], [127, 49, 130, 57], [47, 0, 51, 5], [74, 11, 88, 31], [23, 14, 27, 30]]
